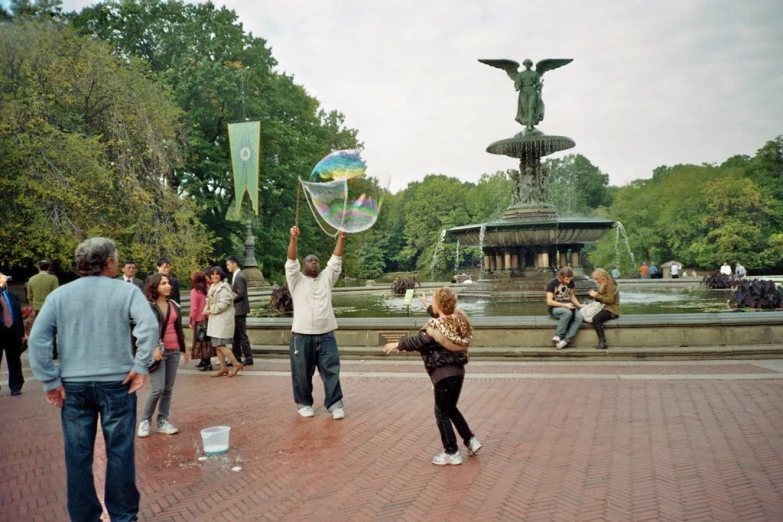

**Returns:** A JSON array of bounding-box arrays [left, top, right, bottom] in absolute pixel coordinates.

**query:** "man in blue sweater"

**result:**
[[29, 237, 158, 522]]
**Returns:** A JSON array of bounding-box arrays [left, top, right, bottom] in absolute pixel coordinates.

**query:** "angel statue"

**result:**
[[479, 58, 573, 132]]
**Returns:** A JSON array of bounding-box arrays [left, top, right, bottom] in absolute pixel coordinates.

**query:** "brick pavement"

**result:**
[[2, 359, 783, 521]]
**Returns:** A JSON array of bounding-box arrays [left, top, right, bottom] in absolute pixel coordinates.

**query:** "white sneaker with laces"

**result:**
[[331, 407, 345, 420], [552, 335, 561, 343], [298, 406, 315, 418], [137, 419, 150, 438], [432, 452, 462, 466], [467, 437, 482, 456], [156, 420, 179, 435], [556, 340, 568, 350]]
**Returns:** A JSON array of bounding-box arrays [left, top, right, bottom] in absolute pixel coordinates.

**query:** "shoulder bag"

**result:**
[[580, 300, 604, 323]]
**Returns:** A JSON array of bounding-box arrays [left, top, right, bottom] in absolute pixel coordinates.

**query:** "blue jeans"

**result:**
[[551, 307, 583, 343], [62, 381, 139, 522], [141, 349, 181, 425], [289, 332, 343, 410]]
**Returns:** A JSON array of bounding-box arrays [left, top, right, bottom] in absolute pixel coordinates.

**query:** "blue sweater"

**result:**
[[28, 275, 158, 392]]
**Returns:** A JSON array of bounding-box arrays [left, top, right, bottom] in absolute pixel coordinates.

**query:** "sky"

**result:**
[[9, 0, 783, 192]]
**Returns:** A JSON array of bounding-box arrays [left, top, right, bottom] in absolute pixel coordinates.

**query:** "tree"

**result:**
[[0, 22, 212, 274], [71, 0, 362, 276], [545, 154, 612, 216]]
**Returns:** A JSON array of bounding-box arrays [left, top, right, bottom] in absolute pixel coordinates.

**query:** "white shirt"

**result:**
[[285, 255, 342, 334], [670, 264, 680, 276], [720, 265, 732, 276]]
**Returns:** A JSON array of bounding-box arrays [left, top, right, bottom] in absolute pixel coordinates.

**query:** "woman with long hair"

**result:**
[[138, 273, 189, 437], [189, 270, 216, 371], [204, 267, 242, 377], [588, 268, 621, 350]]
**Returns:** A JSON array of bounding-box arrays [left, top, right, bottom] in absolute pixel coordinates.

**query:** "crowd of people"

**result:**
[[7, 229, 748, 519]]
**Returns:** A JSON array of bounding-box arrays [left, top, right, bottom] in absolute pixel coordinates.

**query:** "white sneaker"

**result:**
[[552, 335, 561, 343], [137, 420, 150, 438], [556, 340, 568, 350], [298, 406, 315, 418], [432, 452, 462, 466], [156, 420, 179, 435], [467, 437, 482, 456], [331, 407, 345, 420]]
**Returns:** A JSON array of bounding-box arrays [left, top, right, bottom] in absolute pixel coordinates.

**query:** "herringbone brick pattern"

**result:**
[[1, 361, 783, 521]]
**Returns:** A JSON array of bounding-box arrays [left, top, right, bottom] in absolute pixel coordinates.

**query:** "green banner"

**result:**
[[227, 121, 261, 216]]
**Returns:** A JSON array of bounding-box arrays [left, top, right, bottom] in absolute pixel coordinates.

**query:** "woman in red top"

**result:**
[[190, 271, 215, 371], [138, 273, 189, 438]]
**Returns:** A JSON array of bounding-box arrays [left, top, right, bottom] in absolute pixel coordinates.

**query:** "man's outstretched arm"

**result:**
[[333, 231, 347, 257], [288, 226, 299, 260]]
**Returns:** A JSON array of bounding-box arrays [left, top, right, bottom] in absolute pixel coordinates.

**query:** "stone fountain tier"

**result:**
[[449, 217, 615, 248], [486, 132, 575, 158]]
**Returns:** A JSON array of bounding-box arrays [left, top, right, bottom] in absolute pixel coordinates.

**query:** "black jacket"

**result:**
[[0, 288, 24, 342], [397, 306, 468, 382], [150, 300, 186, 352]]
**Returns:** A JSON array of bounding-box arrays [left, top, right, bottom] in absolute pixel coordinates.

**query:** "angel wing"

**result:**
[[478, 59, 520, 73], [535, 58, 573, 76]]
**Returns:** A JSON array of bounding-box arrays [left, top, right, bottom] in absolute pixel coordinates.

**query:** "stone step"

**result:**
[[250, 344, 783, 361]]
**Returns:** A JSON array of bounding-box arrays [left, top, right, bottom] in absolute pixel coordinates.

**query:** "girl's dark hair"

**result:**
[[190, 270, 207, 294], [144, 273, 170, 301], [210, 266, 226, 281]]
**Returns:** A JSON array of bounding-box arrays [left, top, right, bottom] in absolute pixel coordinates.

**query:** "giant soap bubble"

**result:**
[[300, 149, 390, 235]]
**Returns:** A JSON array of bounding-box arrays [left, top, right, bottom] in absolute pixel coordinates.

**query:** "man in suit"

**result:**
[[27, 259, 59, 358], [144, 258, 180, 304], [118, 260, 144, 290], [0, 272, 25, 396], [226, 255, 252, 366]]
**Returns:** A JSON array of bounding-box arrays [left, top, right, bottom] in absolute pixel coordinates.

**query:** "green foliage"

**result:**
[[71, 0, 362, 276], [587, 137, 783, 274], [545, 154, 612, 216], [0, 22, 213, 275]]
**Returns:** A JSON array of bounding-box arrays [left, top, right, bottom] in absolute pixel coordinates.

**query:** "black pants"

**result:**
[[433, 375, 474, 454], [232, 314, 252, 361], [0, 326, 24, 393], [592, 310, 618, 336]]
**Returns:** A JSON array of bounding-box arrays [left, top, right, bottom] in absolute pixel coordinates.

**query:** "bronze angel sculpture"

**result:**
[[479, 58, 573, 132]]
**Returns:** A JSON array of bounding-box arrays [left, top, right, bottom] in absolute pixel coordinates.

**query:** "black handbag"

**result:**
[[148, 302, 172, 372], [196, 322, 208, 342]]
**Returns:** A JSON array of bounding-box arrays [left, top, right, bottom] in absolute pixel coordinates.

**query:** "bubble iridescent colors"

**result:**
[[300, 149, 389, 235]]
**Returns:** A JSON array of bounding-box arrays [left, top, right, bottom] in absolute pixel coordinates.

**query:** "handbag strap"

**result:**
[[157, 301, 172, 348]]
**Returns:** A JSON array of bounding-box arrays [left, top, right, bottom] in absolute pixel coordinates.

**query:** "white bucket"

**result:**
[[201, 426, 230, 455]]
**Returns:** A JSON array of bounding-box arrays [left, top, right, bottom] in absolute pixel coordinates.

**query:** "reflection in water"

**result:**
[[331, 288, 734, 318]]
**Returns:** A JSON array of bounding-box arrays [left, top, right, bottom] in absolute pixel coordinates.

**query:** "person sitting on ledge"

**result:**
[[587, 268, 621, 350], [546, 267, 584, 350]]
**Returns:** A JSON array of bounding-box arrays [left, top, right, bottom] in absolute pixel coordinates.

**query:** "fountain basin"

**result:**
[[486, 133, 575, 158]]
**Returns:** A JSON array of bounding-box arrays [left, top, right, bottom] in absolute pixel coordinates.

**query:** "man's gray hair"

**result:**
[[74, 237, 118, 276]]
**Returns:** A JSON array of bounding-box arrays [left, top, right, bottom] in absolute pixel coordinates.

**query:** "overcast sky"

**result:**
[[14, 0, 783, 192]]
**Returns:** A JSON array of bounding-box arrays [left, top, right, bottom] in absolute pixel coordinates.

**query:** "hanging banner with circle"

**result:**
[[227, 121, 261, 215]]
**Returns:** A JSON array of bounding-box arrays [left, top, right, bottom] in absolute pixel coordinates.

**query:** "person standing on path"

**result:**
[[204, 267, 242, 378], [226, 255, 253, 366], [27, 259, 59, 358], [118, 260, 144, 290], [28, 237, 158, 522], [0, 273, 25, 396], [285, 225, 347, 420], [137, 273, 189, 438], [145, 258, 180, 304], [546, 267, 584, 350], [383, 287, 482, 466]]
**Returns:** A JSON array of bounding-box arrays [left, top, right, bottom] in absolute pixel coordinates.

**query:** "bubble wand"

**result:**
[[295, 180, 301, 229]]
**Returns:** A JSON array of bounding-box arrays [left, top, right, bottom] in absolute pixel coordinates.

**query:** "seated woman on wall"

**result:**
[[587, 268, 620, 350]]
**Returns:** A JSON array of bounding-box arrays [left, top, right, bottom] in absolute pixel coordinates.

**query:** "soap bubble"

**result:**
[[301, 149, 389, 235]]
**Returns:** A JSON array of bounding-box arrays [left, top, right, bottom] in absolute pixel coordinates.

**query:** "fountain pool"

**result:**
[[331, 287, 735, 318]]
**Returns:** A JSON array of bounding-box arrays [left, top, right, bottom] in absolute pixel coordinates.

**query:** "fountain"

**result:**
[[448, 57, 614, 298]]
